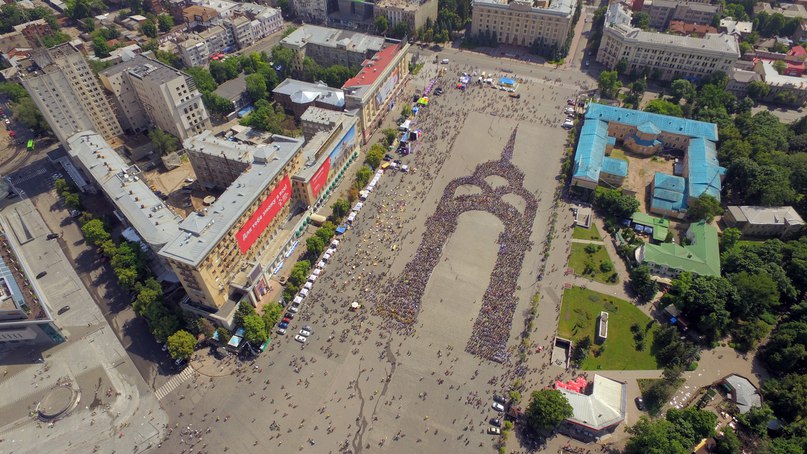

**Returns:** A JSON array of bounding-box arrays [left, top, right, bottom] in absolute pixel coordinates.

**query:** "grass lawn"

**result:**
[[608, 149, 629, 168], [638, 378, 685, 415], [568, 243, 618, 284], [558, 287, 660, 370], [572, 223, 602, 241]]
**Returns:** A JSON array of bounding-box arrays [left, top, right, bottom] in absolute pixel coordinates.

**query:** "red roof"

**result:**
[[788, 46, 807, 58], [342, 44, 400, 89]]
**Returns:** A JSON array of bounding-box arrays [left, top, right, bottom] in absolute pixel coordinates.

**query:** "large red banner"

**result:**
[[236, 175, 291, 254], [310, 157, 330, 199]]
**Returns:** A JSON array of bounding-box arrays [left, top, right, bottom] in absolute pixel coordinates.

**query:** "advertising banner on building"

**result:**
[[236, 175, 291, 254], [328, 124, 356, 163], [374, 67, 399, 109], [310, 157, 331, 199]]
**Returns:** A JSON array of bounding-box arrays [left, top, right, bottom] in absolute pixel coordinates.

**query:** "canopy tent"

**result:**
[[313, 268, 322, 276], [499, 77, 515, 87], [331, 239, 339, 247], [399, 119, 411, 131], [336, 225, 347, 235], [293, 296, 303, 304], [323, 252, 332, 261], [417, 97, 429, 105], [347, 212, 356, 223], [299, 288, 309, 297], [307, 274, 317, 282], [326, 248, 335, 255], [303, 281, 313, 290], [317, 261, 326, 268], [353, 202, 364, 211]]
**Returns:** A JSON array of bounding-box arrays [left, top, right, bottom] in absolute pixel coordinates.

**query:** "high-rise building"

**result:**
[[21, 43, 123, 145], [100, 53, 211, 141], [470, 0, 577, 51]]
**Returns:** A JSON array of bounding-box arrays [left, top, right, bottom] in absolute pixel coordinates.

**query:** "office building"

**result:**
[[301, 106, 347, 141], [724, 206, 805, 238], [100, 53, 211, 141], [272, 78, 346, 118], [159, 131, 306, 325], [374, 0, 439, 32], [21, 43, 123, 146], [292, 0, 328, 23], [556, 375, 627, 441], [640, 0, 721, 30], [342, 42, 411, 143], [280, 25, 386, 72], [636, 221, 720, 278], [597, 3, 738, 81], [470, 0, 577, 50], [177, 34, 208, 67]]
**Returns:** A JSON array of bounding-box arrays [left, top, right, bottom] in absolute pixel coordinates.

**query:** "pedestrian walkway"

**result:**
[[155, 366, 195, 401], [569, 238, 604, 244]]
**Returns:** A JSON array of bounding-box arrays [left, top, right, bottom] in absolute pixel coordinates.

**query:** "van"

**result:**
[[441, 58, 449, 64]]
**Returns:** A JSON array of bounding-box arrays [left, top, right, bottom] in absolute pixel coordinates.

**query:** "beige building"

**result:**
[[100, 54, 211, 141], [22, 43, 123, 146], [374, 0, 439, 32], [724, 206, 805, 238], [597, 7, 739, 81], [291, 0, 328, 22], [160, 131, 306, 322], [640, 0, 721, 30], [280, 25, 386, 72], [470, 0, 577, 50], [177, 34, 208, 67]]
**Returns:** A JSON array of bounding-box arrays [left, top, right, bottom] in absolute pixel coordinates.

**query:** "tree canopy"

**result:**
[[524, 389, 573, 432], [166, 330, 197, 360]]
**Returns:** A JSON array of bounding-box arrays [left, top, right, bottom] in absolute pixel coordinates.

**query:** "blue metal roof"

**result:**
[[586, 103, 718, 141], [602, 157, 628, 177], [637, 121, 661, 135], [573, 119, 610, 183], [630, 134, 663, 147], [687, 138, 726, 200], [654, 172, 686, 192]]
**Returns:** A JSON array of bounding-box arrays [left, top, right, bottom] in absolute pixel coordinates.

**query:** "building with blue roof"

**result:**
[[571, 103, 725, 219]]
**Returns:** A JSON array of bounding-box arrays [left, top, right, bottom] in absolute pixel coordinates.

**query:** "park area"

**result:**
[[558, 287, 660, 370], [571, 223, 602, 241], [568, 242, 618, 284]]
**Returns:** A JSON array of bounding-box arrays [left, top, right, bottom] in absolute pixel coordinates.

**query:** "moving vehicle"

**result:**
[[27, 139, 34, 151], [294, 334, 307, 343]]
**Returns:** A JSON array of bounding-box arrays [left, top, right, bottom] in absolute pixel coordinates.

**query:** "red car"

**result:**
[[282, 316, 291, 324], [8, 130, 14, 137]]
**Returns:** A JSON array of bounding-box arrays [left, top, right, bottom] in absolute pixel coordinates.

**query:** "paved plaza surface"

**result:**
[[154, 53, 591, 454]]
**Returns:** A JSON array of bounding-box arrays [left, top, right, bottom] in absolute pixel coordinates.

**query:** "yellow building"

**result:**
[[470, 0, 577, 50]]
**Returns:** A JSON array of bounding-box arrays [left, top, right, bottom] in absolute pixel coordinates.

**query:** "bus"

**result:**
[[26, 139, 34, 151]]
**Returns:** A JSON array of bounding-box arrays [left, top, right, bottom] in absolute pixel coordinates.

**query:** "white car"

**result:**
[[289, 303, 300, 313], [294, 334, 307, 343], [564, 107, 575, 114], [487, 427, 501, 435], [185, 178, 195, 183], [299, 329, 311, 337], [562, 120, 574, 129], [276, 327, 287, 335], [492, 402, 505, 412]]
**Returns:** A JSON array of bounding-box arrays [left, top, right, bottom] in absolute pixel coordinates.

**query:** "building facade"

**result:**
[[641, 0, 721, 30], [597, 21, 739, 81], [470, 0, 577, 50], [636, 221, 721, 278], [272, 78, 346, 118], [373, 0, 439, 32], [280, 25, 386, 72], [178, 34, 208, 67], [100, 54, 211, 141], [22, 43, 123, 146], [724, 206, 805, 238], [292, 0, 329, 23]]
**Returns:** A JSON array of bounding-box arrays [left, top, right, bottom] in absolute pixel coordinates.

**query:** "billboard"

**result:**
[[329, 124, 356, 163], [310, 157, 331, 199], [374, 67, 399, 109], [236, 175, 292, 254]]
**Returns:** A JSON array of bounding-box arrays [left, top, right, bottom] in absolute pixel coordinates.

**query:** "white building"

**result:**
[[724, 206, 805, 238], [470, 0, 577, 51], [100, 53, 211, 141], [21, 43, 123, 146]]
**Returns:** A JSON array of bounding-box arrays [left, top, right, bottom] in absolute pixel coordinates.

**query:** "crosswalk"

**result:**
[[154, 366, 195, 401]]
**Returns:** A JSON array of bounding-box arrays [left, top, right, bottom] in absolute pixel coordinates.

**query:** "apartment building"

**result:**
[[226, 15, 255, 49], [178, 34, 208, 67], [21, 43, 123, 146], [159, 131, 306, 324], [597, 6, 739, 81], [373, 0, 439, 32], [640, 0, 722, 30], [280, 25, 386, 72], [300, 106, 347, 140], [100, 53, 211, 141], [470, 0, 577, 50], [292, 0, 328, 23]]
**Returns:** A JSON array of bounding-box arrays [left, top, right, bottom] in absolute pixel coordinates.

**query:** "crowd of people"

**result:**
[[375, 127, 539, 362]]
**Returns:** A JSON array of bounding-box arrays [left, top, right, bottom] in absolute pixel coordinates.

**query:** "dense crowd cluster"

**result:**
[[376, 128, 538, 362]]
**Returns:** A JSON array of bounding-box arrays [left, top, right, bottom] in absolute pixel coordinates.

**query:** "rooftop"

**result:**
[[726, 206, 804, 227], [757, 59, 807, 89], [280, 25, 385, 54], [473, 0, 577, 16], [273, 78, 345, 108], [609, 22, 739, 56], [557, 375, 627, 431], [686, 137, 725, 200], [101, 53, 187, 84], [159, 130, 304, 267], [66, 131, 182, 248], [631, 211, 670, 242], [641, 221, 720, 276], [723, 374, 761, 414], [301, 106, 346, 125], [213, 73, 247, 101], [343, 44, 403, 98]]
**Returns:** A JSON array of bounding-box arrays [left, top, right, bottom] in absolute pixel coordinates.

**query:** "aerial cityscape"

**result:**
[[0, 0, 805, 453]]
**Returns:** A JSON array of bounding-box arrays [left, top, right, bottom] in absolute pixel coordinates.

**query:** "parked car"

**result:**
[[284, 312, 295, 320], [46, 233, 60, 240], [36, 271, 47, 279], [278, 321, 289, 329], [57, 305, 71, 315], [299, 328, 311, 337], [635, 397, 646, 411], [493, 395, 506, 404], [492, 402, 505, 412], [281, 316, 291, 324], [288, 303, 300, 313], [294, 334, 307, 343], [276, 327, 287, 335], [487, 427, 501, 435], [490, 418, 501, 427]]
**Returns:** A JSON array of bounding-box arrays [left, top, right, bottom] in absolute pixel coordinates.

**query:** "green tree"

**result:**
[[665, 407, 718, 444], [209, 58, 241, 83], [234, 300, 256, 327], [593, 187, 639, 219], [670, 79, 696, 103], [261, 302, 283, 331], [114, 266, 139, 290], [667, 275, 737, 342], [615, 58, 629, 75], [729, 271, 779, 319], [245, 73, 268, 102], [0, 82, 29, 103], [762, 374, 807, 423], [331, 198, 350, 221], [630, 265, 658, 302], [166, 330, 197, 360], [400, 103, 412, 121], [761, 322, 807, 375], [140, 19, 157, 38], [355, 165, 373, 188], [626, 417, 689, 454], [306, 235, 325, 258], [715, 427, 741, 454], [202, 92, 233, 117], [242, 314, 268, 344], [184, 67, 218, 93], [11, 97, 49, 134], [737, 403, 775, 436], [66, 0, 106, 20], [524, 389, 573, 432], [721, 227, 742, 252], [149, 128, 179, 155], [374, 15, 389, 33], [157, 14, 174, 32], [644, 99, 683, 117], [687, 195, 723, 222], [747, 80, 771, 101], [631, 12, 651, 30], [365, 143, 386, 170], [652, 324, 698, 368], [92, 35, 110, 58], [772, 59, 788, 75], [381, 128, 397, 146], [739, 41, 753, 56], [81, 219, 110, 246], [598, 70, 621, 98]]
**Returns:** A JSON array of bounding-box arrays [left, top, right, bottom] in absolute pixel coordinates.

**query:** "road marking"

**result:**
[[11, 167, 47, 184], [154, 366, 195, 401]]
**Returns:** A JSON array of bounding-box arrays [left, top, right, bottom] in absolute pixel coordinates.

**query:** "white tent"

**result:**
[[313, 268, 322, 276], [307, 274, 318, 282], [299, 288, 309, 297], [331, 239, 339, 247], [323, 253, 332, 261], [353, 202, 363, 212], [317, 261, 326, 268], [293, 296, 303, 304], [326, 248, 335, 255], [347, 212, 356, 223], [303, 282, 313, 290]]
